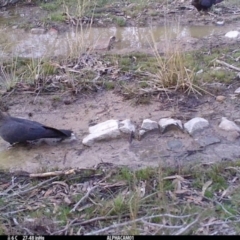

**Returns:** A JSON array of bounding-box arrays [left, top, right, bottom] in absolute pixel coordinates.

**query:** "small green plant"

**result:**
[[0, 57, 19, 91], [49, 13, 65, 22], [104, 81, 115, 90], [112, 195, 127, 214], [52, 96, 61, 102], [116, 17, 126, 27], [41, 2, 60, 11]]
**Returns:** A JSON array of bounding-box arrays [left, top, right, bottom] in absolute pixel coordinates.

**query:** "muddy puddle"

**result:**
[[0, 24, 230, 59], [1, 91, 240, 172]]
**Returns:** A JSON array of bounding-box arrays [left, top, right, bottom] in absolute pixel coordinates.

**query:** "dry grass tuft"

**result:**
[[143, 24, 207, 97]]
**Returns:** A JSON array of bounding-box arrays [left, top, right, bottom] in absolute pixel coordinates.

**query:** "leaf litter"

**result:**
[[0, 161, 239, 235]]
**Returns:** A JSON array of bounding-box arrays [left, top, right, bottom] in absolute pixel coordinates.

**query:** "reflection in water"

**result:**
[[0, 146, 33, 170], [0, 139, 75, 171], [0, 25, 226, 59]]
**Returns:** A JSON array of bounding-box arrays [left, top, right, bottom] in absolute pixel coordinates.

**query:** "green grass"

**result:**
[[115, 17, 127, 27], [40, 1, 62, 11], [49, 13, 65, 22], [104, 81, 115, 90], [1, 159, 240, 235]]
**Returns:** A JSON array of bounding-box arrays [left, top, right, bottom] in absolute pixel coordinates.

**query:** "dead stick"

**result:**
[[70, 185, 98, 213], [173, 214, 200, 235], [29, 169, 75, 178], [216, 59, 240, 72], [5, 176, 58, 198], [73, 214, 130, 226], [86, 213, 197, 235]]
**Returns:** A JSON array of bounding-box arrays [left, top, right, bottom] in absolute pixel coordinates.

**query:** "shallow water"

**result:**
[[0, 25, 228, 58]]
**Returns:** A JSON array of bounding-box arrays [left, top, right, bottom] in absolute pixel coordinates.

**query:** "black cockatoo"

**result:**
[[192, 0, 224, 11]]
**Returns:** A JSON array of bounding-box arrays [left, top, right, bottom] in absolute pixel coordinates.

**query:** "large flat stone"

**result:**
[[184, 117, 209, 135], [83, 120, 121, 146]]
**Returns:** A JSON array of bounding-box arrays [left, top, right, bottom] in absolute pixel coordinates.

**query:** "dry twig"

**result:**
[[86, 213, 197, 235], [30, 169, 75, 178], [70, 185, 99, 213], [216, 59, 240, 72]]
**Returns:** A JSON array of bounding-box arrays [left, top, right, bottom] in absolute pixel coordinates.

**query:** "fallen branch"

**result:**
[[85, 213, 197, 235], [216, 59, 240, 72], [173, 215, 200, 235], [70, 185, 99, 213], [30, 169, 75, 178], [202, 196, 234, 217], [72, 214, 130, 227], [141, 220, 183, 229], [51, 218, 79, 235], [5, 176, 58, 198], [13, 218, 34, 235]]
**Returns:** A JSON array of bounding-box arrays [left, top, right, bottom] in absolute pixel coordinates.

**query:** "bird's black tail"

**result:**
[[43, 126, 73, 138], [58, 129, 73, 137]]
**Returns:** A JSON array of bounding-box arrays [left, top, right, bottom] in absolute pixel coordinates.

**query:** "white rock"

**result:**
[[216, 95, 226, 102], [219, 117, 240, 132], [159, 118, 183, 132], [184, 117, 209, 135], [216, 21, 224, 26], [83, 120, 121, 146], [30, 28, 45, 34], [89, 119, 119, 134], [62, 133, 77, 143], [225, 31, 240, 39], [141, 119, 158, 131], [139, 130, 146, 136], [119, 119, 135, 134], [234, 87, 240, 94], [196, 69, 203, 75]]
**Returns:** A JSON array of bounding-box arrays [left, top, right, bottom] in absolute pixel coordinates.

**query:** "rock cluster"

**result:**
[[82, 116, 240, 147]]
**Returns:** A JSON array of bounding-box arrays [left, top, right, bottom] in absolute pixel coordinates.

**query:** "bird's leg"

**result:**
[[27, 140, 39, 145], [7, 142, 28, 149], [7, 144, 15, 150], [207, 11, 217, 17]]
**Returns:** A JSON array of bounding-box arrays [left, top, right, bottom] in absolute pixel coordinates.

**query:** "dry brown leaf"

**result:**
[[0, 183, 11, 190], [173, 178, 182, 192], [186, 196, 203, 204], [207, 217, 217, 224], [52, 181, 69, 188], [168, 190, 176, 200], [225, 166, 240, 171], [220, 189, 228, 200], [44, 188, 54, 197], [201, 162, 214, 166], [101, 181, 127, 188], [137, 180, 146, 197], [52, 203, 59, 214], [28, 189, 39, 198], [121, 187, 130, 197], [230, 176, 238, 183], [175, 189, 190, 194], [64, 196, 72, 205], [163, 175, 185, 181], [201, 180, 212, 196]]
